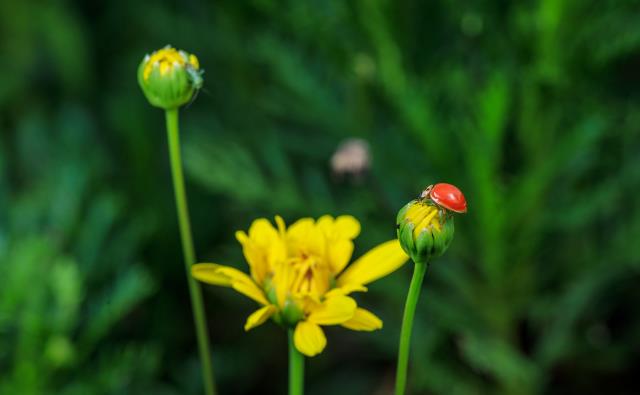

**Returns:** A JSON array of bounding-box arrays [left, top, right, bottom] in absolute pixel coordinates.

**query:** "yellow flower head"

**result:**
[[192, 215, 409, 357], [137, 46, 203, 110]]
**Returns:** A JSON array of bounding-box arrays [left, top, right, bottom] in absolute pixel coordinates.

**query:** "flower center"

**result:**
[[288, 251, 332, 302], [143, 47, 199, 81]]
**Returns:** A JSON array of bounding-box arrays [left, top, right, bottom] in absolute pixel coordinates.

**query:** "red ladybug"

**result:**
[[420, 183, 467, 213]]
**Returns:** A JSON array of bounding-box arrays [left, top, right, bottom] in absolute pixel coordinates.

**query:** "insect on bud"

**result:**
[[396, 183, 467, 264], [137, 45, 203, 110]]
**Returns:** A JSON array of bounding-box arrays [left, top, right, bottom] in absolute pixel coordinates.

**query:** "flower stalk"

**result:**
[[165, 108, 217, 395], [288, 329, 305, 395], [394, 260, 427, 395]]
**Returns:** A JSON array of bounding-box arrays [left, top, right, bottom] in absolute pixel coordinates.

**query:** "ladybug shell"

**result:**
[[429, 183, 467, 213]]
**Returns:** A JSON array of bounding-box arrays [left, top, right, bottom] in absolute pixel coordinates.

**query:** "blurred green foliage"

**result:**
[[1, 0, 639, 394]]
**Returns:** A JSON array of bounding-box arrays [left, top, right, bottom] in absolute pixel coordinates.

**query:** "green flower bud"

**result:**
[[396, 199, 455, 263], [138, 45, 203, 110]]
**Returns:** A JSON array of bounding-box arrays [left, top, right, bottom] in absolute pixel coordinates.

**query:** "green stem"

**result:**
[[165, 108, 217, 395], [288, 329, 304, 395], [395, 260, 428, 395]]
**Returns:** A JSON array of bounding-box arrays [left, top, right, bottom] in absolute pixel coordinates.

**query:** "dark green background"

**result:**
[[1, 0, 639, 394]]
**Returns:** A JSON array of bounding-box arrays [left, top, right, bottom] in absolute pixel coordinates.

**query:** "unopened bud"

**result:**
[[397, 184, 466, 263], [137, 45, 203, 110]]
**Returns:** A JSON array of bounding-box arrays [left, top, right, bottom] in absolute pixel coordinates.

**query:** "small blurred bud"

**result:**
[[330, 138, 370, 181], [137, 45, 203, 110], [396, 199, 455, 264]]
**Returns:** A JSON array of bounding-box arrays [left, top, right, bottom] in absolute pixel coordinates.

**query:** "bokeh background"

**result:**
[[1, 0, 640, 394]]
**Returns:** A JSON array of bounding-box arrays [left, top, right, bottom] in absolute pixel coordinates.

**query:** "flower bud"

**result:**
[[137, 45, 203, 110], [396, 199, 455, 264]]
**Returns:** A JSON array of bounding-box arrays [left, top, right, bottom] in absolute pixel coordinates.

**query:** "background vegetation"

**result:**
[[1, 0, 639, 394]]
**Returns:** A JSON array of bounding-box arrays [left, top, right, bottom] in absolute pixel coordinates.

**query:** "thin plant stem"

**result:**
[[165, 108, 217, 395], [288, 329, 305, 395], [395, 260, 428, 395]]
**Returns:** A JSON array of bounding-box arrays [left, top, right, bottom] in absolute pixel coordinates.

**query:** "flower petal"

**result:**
[[214, 266, 269, 305], [316, 215, 335, 234], [191, 263, 233, 286], [236, 218, 286, 285], [235, 231, 268, 284], [341, 308, 383, 331], [307, 295, 356, 325], [244, 305, 277, 331], [248, 218, 278, 243], [213, 266, 256, 285], [275, 215, 286, 236], [337, 240, 409, 286], [230, 280, 270, 306], [272, 261, 294, 308], [294, 321, 327, 357], [324, 284, 368, 298], [287, 218, 326, 257], [318, 215, 361, 240], [193, 264, 269, 305], [328, 239, 354, 275], [334, 215, 361, 239], [251, 219, 288, 266]]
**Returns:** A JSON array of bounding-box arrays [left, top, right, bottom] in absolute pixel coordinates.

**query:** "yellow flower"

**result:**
[[192, 215, 409, 357]]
